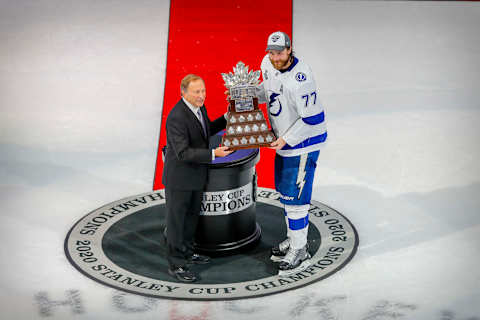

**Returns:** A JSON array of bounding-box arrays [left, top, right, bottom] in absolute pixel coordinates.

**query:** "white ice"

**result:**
[[1, 1, 479, 319]]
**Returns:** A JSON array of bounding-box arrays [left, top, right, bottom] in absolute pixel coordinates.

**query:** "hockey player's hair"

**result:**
[[180, 74, 204, 94]]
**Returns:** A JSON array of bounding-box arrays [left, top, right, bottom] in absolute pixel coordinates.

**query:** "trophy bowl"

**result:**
[[221, 62, 274, 150]]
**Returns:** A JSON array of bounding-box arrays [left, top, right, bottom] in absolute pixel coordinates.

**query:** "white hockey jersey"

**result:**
[[257, 54, 327, 156]]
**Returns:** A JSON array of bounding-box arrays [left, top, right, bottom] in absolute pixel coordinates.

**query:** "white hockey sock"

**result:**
[[285, 204, 310, 249], [284, 213, 291, 239]]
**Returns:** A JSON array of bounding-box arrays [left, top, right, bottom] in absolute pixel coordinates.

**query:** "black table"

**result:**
[[193, 133, 262, 254]]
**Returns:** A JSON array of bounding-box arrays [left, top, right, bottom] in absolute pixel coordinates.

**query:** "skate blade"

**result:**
[[270, 255, 285, 262], [277, 259, 311, 278]]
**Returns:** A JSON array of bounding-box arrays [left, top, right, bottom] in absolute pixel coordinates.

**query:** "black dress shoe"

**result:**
[[187, 253, 211, 265], [168, 266, 197, 282]]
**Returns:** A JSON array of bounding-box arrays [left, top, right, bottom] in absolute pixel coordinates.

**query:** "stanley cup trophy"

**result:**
[[221, 62, 275, 150]]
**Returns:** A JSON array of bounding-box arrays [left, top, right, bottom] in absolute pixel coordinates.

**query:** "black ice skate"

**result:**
[[277, 245, 311, 277], [270, 238, 290, 262]]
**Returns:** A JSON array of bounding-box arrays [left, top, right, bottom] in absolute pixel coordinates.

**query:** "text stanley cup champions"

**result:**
[[221, 62, 274, 150]]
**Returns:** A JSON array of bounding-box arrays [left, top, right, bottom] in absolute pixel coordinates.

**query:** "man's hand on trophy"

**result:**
[[269, 137, 287, 150], [215, 146, 233, 157]]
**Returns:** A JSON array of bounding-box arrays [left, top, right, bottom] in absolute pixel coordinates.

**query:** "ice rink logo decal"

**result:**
[[64, 188, 359, 300]]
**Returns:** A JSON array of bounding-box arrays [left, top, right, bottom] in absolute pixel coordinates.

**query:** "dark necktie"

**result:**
[[197, 108, 206, 136]]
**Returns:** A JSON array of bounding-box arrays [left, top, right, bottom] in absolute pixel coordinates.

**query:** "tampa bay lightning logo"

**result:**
[[295, 72, 307, 82], [268, 92, 282, 116]]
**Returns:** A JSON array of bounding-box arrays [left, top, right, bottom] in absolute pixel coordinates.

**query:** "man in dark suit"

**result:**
[[162, 74, 232, 282]]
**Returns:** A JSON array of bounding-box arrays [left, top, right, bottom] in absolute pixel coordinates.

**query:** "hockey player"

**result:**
[[257, 31, 327, 276]]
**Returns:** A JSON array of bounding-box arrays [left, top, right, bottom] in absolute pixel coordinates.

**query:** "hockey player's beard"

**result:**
[[270, 55, 292, 71]]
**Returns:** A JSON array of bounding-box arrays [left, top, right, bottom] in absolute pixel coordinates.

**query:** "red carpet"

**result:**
[[153, 0, 292, 190]]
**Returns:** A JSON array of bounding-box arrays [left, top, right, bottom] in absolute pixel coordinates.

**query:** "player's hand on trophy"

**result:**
[[215, 146, 233, 157], [269, 137, 287, 150]]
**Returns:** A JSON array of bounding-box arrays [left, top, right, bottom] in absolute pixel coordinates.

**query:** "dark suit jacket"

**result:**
[[162, 98, 227, 190]]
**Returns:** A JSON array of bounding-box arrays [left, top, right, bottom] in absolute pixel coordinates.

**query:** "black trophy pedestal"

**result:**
[[193, 133, 261, 255]]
